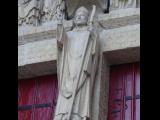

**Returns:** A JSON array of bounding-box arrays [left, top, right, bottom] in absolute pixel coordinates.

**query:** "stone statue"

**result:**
[[18, 0, 43, 26], [109, 0, 140, 11], [41, 0, 65, 23], [55, 5, 99, 120]]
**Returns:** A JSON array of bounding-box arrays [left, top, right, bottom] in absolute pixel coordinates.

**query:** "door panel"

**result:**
[[135, 63, 140, 120], [18, 75, 58, 120], [108, 67, 124, 120], [35, 75, 58, 106], [108, 62, 140, 120], [34, 108, 53, 120], [18, 110, 32, 120], [18, 79, 36, 106]]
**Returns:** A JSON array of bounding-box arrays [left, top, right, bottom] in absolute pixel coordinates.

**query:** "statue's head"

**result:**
[[74, 6, 89, 26]]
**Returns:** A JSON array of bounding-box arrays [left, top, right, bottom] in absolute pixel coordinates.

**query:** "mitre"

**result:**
[[75, 6, 89, 16]]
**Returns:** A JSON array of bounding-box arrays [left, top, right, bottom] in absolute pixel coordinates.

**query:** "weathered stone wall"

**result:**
[[91, 48, 110, 120], [91, 49, 101, 120], [18, 39, 57, 66], [98, 53, 110, 120]]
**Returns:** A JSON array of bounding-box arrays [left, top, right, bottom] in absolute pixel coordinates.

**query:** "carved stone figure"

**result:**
[[109, 0, 140, 11], [41, 0, 65, 23], [18, 0, 43, 26], [18, 0, 65, 26], [55, 5, 99, 120]]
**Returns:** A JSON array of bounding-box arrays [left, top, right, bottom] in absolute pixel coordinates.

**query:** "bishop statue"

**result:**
[[55, 5, 99, 120]]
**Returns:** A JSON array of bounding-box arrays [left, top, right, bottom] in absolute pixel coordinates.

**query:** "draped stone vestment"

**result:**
[[55, 25, 99, 119]]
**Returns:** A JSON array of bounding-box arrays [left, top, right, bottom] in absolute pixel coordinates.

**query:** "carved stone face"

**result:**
[[74, 7, 89, 26]]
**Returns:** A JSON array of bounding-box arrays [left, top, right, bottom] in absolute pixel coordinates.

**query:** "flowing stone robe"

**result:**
[[18, 0, 43, 26], [55, 24, 99, 119], [110, 0, 140, 11]]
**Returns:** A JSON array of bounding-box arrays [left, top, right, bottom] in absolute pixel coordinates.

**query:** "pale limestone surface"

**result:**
[[99, 8, 140, 20], [100, 24, 140, 51], [18, 39, 57, 66], [18, 20, 73, 45], [98, 54, 110, 120], [98, 8, 140, 29], [91, 51, 110, 120], [105, 47, 140, 65]]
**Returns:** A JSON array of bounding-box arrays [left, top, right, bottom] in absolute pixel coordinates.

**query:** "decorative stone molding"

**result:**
[[100, 24, 140, 52], [18, 39, 57, 66], [98, 53, 110, 120], [18, 8, 140, 46], [18, 20, 73, 45], [18, 61, 57, 79], [104, 47, 140, 65], [18, 24, 140, 79], [98, 8, 140, 29]]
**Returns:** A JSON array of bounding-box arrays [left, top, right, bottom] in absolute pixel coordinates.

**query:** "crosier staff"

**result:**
[[88, 5, 96, 27], [66, 5, 96, 120]]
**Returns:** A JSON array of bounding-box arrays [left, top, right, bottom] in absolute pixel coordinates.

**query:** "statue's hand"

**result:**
[[57, 23, 63, 49], [88, 25, 93, 32], [57, 20, 63, 25]]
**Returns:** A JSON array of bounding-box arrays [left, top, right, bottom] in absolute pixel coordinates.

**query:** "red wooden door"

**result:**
[[18, 75, 58, 120], [108, 62, 140, 120]]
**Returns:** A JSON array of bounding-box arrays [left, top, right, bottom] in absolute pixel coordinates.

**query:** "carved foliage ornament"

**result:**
[[18, 0, 65, 26]]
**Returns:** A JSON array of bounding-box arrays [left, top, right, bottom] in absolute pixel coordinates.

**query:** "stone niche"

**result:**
[[66, 0, 109, 19]]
